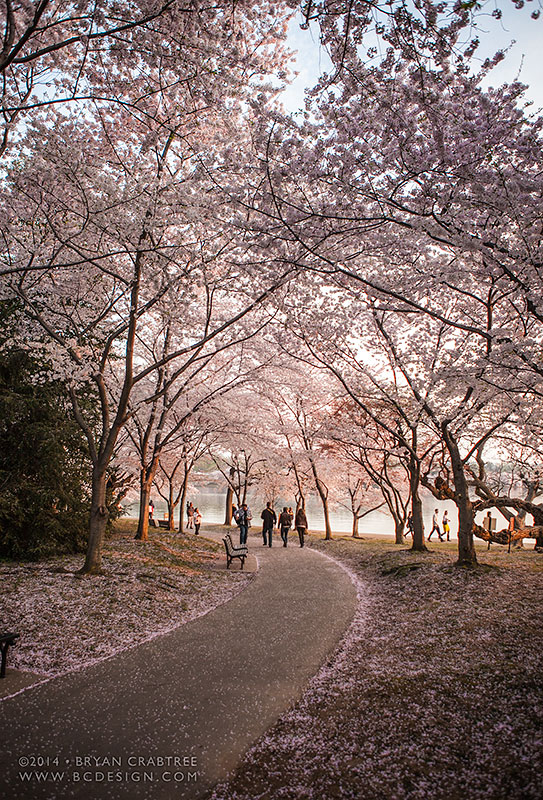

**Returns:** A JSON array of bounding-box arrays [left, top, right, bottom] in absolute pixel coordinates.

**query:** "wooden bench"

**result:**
[[223, 533, 248, 570], [158, 520, 170, 529], [1, 632, 20, 678]]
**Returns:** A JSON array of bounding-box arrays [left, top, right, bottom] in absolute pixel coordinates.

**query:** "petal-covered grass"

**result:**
[[210, 535, 543, 800], [1, 520, 252, 676]]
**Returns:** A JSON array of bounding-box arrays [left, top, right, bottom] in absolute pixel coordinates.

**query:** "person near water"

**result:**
[[442, 510, 450, 541], [261, 502, 277, 547], [428, 509, 443, 541], [193, 507, 202, 535], [234, 503, 250, 545], [295, 506, 308, 548], [278, 506, 293, 547]]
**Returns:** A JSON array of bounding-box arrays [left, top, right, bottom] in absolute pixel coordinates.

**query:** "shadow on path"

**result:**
[[0, 530, 357, 800]]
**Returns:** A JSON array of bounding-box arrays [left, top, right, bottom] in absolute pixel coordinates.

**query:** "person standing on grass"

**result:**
[[428, 508, 443, 541], [193, 507, 202, 535], [261, 502, 276, 547], [187, 501, 194, 529], [295, 506, 308, 548], [278, 506, 293, 547], [442, 510, 450, 541]]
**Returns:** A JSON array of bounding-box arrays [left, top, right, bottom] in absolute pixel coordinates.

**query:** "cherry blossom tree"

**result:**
[[235, 2, 543, 563], [154, 422, 210, 533], [208, 393, 271, 520], [329, 403, 411, 543], [338, 472, 384, 539], [263, 379, 341, 539], [0, 1, 297, 159], [125, 320, 273, 541], [0, 4, 296, 573]]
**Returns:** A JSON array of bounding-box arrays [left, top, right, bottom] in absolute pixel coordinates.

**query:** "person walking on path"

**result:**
[[193, 507, 202, 535], [278, 507, 293, 547], [261, 502, 277, 547], [295, 506, 308, 548], [428, 509, 443, 541], [235, 503, 250, 545], [442, 510, 450, 541], [187, 502, 194, 529], [407, 512, 414, 538]]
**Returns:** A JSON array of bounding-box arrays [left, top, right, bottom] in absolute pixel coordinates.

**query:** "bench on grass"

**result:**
[[158, 520, 170, 529], [223, 533, 248, 570], [0, 632, 20, 678]]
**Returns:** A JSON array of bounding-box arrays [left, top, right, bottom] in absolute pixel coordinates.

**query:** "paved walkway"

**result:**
[[0, 530, 357, 800]]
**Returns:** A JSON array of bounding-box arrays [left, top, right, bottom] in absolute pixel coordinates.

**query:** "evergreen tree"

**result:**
[[0, 341, 92, 559]]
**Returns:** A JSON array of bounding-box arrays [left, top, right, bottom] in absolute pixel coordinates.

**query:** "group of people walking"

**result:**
[[234, 501, 308, 548], [428, 509, 450, 542], [406, 508, 451, 541]]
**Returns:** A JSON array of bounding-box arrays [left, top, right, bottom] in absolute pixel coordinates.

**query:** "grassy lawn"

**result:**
[[1, 520, 253, 676]]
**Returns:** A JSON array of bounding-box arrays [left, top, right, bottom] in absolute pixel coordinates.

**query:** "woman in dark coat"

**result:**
[[295, 507, 308, 548]]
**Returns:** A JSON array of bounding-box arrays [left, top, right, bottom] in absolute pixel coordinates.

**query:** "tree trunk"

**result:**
[[80, 467, 109, 574], [315, 481, 332, 540], [178, 477, 188, 534], [408, 449, 427, 552], [394, 517, 405, 545], [410, 490, 426, 552], [309, 457, 332, 539], [135, 474, 152, 541], [224, 484, 233, 525], [444, 428, 477, 567], [167, 481, 176, 531], [352, 514, 360, 537], [292, 460, 306, 512], [322, 495, 333, 539], [224, 465, 235, 525], [136, 452, 162, 540]]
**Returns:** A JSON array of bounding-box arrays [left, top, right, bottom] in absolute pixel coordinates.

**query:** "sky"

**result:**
[[281, 5, 543, 113]]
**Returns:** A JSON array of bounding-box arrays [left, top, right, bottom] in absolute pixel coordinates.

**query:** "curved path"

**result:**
[[0, 531, 357, 800]]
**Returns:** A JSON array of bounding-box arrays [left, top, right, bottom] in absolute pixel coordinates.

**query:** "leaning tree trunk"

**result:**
[[224, 485, 233, 525], [224, 466, 235, 525], [80, 466, 109, 575], [293, 461, 306, 512], [296, 489, 307, 512], [444, 428, 477, 567], [309, 459, 332, 540], [315, 480, 332, 540], [321, 494, 333, 540]]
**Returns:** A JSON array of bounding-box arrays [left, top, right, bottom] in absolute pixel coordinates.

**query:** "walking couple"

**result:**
[[261, 502, 308, 548]]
